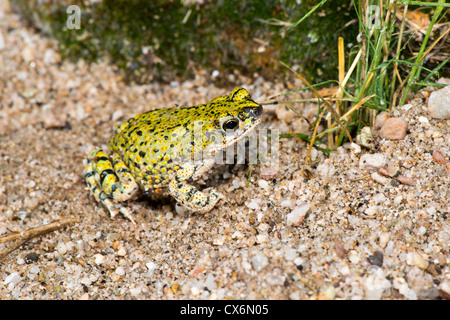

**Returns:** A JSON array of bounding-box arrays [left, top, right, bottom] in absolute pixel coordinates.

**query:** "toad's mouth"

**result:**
[[206, 116, 262, 156]]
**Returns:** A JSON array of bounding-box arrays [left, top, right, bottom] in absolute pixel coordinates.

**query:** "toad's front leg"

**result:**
[[168, 162, 222, 213], [85, 148, 139, 222]]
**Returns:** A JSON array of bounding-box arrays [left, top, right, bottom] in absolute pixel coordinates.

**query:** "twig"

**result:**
[[0, 217, 79, 260]]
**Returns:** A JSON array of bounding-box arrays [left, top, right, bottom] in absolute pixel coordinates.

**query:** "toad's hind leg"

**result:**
[[85, 148, 139, 223], [168, 162, 222, 214]]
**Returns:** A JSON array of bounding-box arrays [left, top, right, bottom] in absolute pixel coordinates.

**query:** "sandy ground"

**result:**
[[0, 5, 449, 300]]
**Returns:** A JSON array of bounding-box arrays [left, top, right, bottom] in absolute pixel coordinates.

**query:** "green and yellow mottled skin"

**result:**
[[85, 87, 263, 222]]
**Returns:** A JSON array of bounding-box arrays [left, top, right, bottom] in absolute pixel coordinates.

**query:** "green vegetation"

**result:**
[[272, 0, 449, 173], [12, 0, 359, 83]]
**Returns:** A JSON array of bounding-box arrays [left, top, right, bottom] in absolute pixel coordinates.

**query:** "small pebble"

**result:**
[[205, 274, 217, 291], [374, 112, 390, 131], [393, 195, 403, 205], [356, 127, 375, 149], [396, 175, 416, 186], [130, 287, 141, 297], [432, 150, 448, 165], [393, 277, 417, 300], [349, 142, 361, 154], [367, 251, 384, 267], [316, 160, 336, 182], [251, 252, 269, 272], [371, 172, 390, 185], [363, 269, 391, 299], [426, 263, 441, 276], [260, 166, 278, 179], [0, 31, 4, 50], [29, 266, 40, 274], [418, 115, 430, 124], [4, 272, 21, 286], [377, 167, 390, 176], [439, 281, 450, 298], [257, 179, 269, 190], [417, 226, 426, 235], [231, 178, 240, 189], [372, 193, 386, 204], [293, 257, 304, 267], [246, 198, 261, 210], [335, 242, 347, 259], [348, 250, 360, 264], [317, 286, 336, 300], [116, 247, 127, 256], [231, 230, 245, 240], [286, 202, 310, 226], [256, 233, 269, 244], [406, 252, 429, 270], [21, 46, 34, 62], [79, 293, 90, 300], [56, 243, 67, 255], [25, 252, 40, 264], [171, 282, 180, 294], [364, 205, 379, 216], [401, 103, 413, 111], [38, 270, 48, 284], [379, 232, 390, 249], [359, 153, 387, 171], [379, 117, 408, 140], [146, 262, 157, 276], [386, 161, 400, 177], [111, 109, 124, 122], [191, 286, 201, 296], [93, 254, 105, 265], [280, 199, 292, 208], [115, 266, 125, 276], [211, 70, 219, 78], [213, 237, 225, 246], [428, 85, 450, 119]]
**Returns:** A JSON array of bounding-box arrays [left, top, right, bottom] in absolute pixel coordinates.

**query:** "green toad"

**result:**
[[85, 87, 263, 222]]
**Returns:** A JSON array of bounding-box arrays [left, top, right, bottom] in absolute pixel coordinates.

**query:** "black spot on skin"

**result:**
[[187, 188, 197, 199], [136, 130, 143, 136], [127, 128, 137, 137], [139, 151, 146, 158], [97, 156, 109, 162]]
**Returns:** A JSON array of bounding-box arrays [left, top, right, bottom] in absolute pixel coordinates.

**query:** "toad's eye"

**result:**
[[222, 118, 239, 131]]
